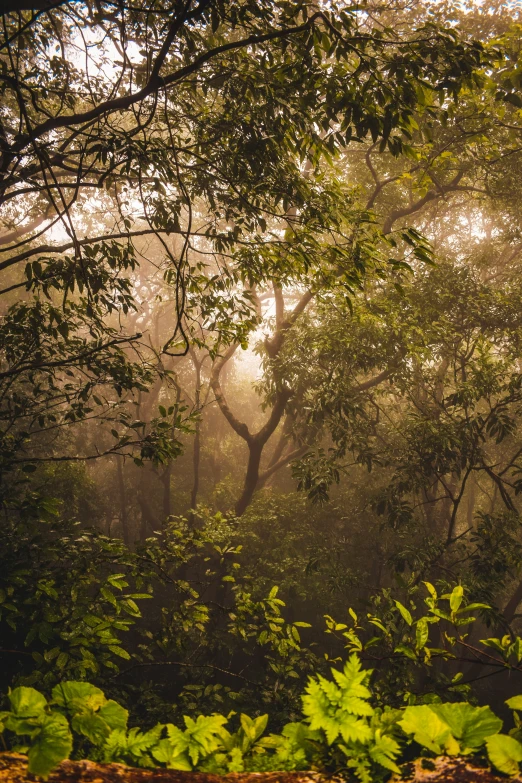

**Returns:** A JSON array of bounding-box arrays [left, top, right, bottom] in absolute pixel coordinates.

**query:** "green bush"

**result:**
[[3, 653, 522, 782]]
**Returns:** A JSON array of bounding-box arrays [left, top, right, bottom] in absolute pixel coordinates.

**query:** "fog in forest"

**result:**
[[3, 0, 522, 776]]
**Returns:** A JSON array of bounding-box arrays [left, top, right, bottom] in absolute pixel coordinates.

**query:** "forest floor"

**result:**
[[0, 753, 519, 783]]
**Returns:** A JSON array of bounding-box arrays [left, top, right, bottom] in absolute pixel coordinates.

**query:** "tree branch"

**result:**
[[265, 289, 312, 358], [254, 385, 292, 446], [382, 171, 467, 234], [109, 659, 260, 686], [9, 13, 324, 150], [0, 230, 157, 273], [354, 365, 395, 392], [209, 343, 250, 442], [258, 443, 309, 488], [0, 333, 142, 380]]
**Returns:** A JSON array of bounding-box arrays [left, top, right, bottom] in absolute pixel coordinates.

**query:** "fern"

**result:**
[[302, 653, 374, 743], [103, 725, 164, 766], [368, 731, 401, 774], [302, 653, 400, 779], [152, 714, 227, 769]]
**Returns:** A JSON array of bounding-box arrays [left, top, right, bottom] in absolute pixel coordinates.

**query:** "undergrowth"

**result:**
[[3, 653, 522, 781]]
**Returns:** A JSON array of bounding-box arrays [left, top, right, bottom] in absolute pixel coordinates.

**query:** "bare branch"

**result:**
[[209, 343, 250, 441], [258, 443, 309, 488]]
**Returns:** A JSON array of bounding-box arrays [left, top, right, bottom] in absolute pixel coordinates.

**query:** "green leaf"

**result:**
[[240, 713, 268, 742], [430, 703, 502, 750], [481, 638, 505, 654], [339, 715, 373, 744], [52, 681, 106, 712], [71, 713, 111, 745], [507, 696, 522, 711], [152, 739, 192, 770], [108, 645, 131, 660], [106, 574, 127, 588], [52, 685, 127, 746], [424, 582, 437, 599], [398, 705, 459, 755], [281, 721, 320, 746], [56, 653, 69, 670], [183, 713, 228, 759], [394, 600, 413, 626], [487, 734, 522, 776], [158, 715, 227, 768], [98, 700, 129, 732], [302, 654, 373, 744], [9, 687, 47, 718], [394, 644, 417, 660], [253, 713, 269, 741], [458, 603, 490, 613], [127, 725, 164, 757], [226, 747, 244, 772], [102, 728, 128, 763], [369, 730, 401, 773], [27, 713, 72, 778], [415, 618, 429, 650], [449, 586, 464, 613]]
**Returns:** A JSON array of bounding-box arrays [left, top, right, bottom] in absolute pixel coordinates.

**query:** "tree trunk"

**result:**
[[189, 349, 203, 517], [138, 493, 157, 541], [190, 423, 201, 512], [266, 414, 294, 472], [235, 442, 264, 516], [117, 458, 130, 546], [467, 476, 477, 529], [162, 465, 172, 519], [503, 575, 522, 624]]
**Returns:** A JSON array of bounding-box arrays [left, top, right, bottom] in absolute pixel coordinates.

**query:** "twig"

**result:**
[[110, 660, 261, 686]]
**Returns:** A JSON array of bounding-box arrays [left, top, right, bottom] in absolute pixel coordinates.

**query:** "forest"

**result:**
[[4, 0, 522, 780]]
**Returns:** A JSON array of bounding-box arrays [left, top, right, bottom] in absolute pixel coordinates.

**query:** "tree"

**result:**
[[199, 8, 522, 518], [0, 0, 490, 524]]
